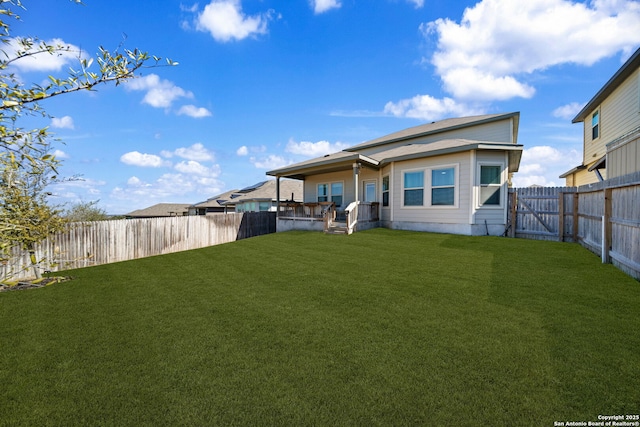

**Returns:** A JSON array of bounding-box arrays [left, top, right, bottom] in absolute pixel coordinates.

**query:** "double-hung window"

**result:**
[[431, 167, 455, 206], [382, 176, 390, 207], [317, 182, 343, 207], [479, 165, 502, 206], [403, 171, 424, 206], [331, 182, 343, 207], [591, 109, 600, 140]]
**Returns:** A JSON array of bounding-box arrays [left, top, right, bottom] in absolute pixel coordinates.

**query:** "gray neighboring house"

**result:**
[[126, 203, 191, 218], [189, 189, 239, 215], [189, 180, 303, 215]]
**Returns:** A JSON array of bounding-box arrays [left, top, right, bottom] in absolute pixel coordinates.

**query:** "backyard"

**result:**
[[1, 229, 638, 426]]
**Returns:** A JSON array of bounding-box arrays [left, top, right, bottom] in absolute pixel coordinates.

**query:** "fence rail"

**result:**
[[2, 212, 275, 281], [508, 171, 640, 280]]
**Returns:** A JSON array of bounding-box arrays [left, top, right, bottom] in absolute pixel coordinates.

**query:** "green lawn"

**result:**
[[1, 229, 638, 426]]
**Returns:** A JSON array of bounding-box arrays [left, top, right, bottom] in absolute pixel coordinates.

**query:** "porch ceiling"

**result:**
[[267, 152, 379, 180]]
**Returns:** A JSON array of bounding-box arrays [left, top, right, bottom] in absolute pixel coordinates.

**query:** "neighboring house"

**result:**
[[126, 203, 191, 218], [561, 47, 640, 186], [267, 112, 523, 236], [189, 189, 239, 215], [189, 180, 303, 214], [229, 180, 302, 213]]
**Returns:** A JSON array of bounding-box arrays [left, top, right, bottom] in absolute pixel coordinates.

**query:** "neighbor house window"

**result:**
[[403, 171, 424, 206], [382, 176, 389, 207], [331, 182, 343, 207], [431, 167, 455, 206], [317, 184, 328, 202], [259, 202, 271, 211], [479, 165, 502, 206], [592, 109, 600, 140]]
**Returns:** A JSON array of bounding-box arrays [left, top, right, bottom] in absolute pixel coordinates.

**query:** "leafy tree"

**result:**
[[62, 200, 111, 222], [0, 0, 176, 276]]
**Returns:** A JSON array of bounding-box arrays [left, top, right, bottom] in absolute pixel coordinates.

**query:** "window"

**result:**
[[431, 168, 455, 206], [317, 184, 328, 202], [259, 202, 271, 211], [382, 176, 389, 207], [592, 110, 600, 140], [479, 165, 502, 206], [364, 181, 376, 203], [317, 182, 343, 207], [331, 182, 343, 207], [403, 171, 424, 206]]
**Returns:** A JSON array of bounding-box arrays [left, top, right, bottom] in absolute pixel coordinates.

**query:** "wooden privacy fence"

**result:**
[[508, 171, 640, 280], [1, 212, 276, 281]]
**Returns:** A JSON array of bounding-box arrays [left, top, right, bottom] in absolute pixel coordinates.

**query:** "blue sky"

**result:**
[[7, 0, 640, 214]]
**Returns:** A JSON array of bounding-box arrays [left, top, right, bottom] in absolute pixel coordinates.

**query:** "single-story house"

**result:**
[[189, 189, 239, 215], [189, 180, 303, 214], [228, 180, 302, 213], [267, 112, 523, 236], [126, 203, 191, 219]]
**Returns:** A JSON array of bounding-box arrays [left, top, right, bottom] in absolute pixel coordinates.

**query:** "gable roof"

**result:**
[[346, 112, 520, 151], [572, 47, 640, 123], [267, 112, 521, 179], [222, 179, 302, 204], [191, 189, 239, 209], [126, 203, 191, 218]]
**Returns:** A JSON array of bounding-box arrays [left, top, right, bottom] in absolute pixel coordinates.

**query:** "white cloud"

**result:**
[[120, 151, 169, 168], [174, 160, 215, 176], [169, 143, 215, 161], [424, 0, 640, 101], [111, 171, 224, 204], [51, 116, 75, 129], [512, 145, 582, 187], [52, 149, 69, 159], [236, 145, 249, 156], [177, 104, 212, 118], [196, 0, 271, 42], [250, 155, 289, 169], [406, 0, 424, 8], [6, 37, 86, 72], [125, 74, 193, 108], [285, 139, 350, 157], [383, 94, 485, 121], [311, 0, 341, 14], [553, 102, 585, 120]]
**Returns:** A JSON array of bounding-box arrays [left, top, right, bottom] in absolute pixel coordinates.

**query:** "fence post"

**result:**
[[558, 192, 565, 242], [572, 193, 579, 242], [508, 190, 517, 238], [602, 188, 612, 264]]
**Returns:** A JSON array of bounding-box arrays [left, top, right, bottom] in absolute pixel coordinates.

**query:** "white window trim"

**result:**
[[382, 175, 390, 208], [428, 164, 459, 208], [363, 180, 377, 203], [400, 164, 459, 209], [476, 162, 505, 209], [591, 107, 601, 141], [401, 168, 425, 208], [317, 181, 344, 206]]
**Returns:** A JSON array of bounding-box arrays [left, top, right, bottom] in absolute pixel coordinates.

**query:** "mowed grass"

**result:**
[[1, 229, 638, 426]]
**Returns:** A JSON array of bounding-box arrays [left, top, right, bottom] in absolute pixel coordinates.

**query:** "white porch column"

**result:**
[[276, 176, 280, 216], [353, 162, 361, 203]]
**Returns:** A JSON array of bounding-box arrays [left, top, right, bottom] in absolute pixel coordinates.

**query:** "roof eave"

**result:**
[[572, 47, 640, 123]]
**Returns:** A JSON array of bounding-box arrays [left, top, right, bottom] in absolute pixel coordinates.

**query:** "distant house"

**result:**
[[267, 112, 522, 236], [189, 189, 239, 215], [561, 47, 640, 185], [126, 203, 191, 219], [189, 180, 303, 215]]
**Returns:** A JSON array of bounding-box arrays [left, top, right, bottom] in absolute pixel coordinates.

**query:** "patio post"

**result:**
[[276, 176, 280, 216]]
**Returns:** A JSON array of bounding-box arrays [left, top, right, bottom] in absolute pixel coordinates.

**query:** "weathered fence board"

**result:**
[[1, 212, 275, 281], [509, 172, 640, 280]]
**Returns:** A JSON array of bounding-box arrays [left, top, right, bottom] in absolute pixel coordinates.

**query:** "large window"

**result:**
[[382, 176, 389, 207], [331, 182, 343, 207], [317, 182, 343, 207], [479, 165, 502, 206], [317, 184, 328, 202], [592, 109, 600, 140], [431, 167, 455, 206], [403, 171, 424, 206], [364, 181, 376, 203]]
